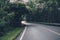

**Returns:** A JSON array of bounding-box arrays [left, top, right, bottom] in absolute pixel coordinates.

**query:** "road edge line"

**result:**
[[42, 27, 60, 35], [20, 27, 27, 40]]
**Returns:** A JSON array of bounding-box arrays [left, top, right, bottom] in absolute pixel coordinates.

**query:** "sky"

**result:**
[[10, 0, 29, 3], [10, 0, 16, 2]]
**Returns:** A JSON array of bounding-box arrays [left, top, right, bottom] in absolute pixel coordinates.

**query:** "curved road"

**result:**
[[15, 22, 60, 40]]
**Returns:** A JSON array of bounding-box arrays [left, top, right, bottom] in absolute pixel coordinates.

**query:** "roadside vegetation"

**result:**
[[0, 0, 28, 40], [26, 0, 60, 23], [0, 0, 60, 40], [0, 27, 23, 40]]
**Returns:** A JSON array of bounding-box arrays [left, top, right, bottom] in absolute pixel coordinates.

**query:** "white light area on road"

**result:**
[[21, 21, 32, 25], [21, 21, 26, 24]]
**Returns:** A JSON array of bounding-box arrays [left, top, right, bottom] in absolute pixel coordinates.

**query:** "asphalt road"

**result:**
[[15, 22, 60, 40]]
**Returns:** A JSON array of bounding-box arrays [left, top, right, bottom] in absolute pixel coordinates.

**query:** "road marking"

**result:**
[[42, 27, 60, 36], [20, 27, 27, 40]]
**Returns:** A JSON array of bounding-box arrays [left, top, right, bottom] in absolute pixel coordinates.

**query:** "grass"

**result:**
[[0, 27, 23, 40]]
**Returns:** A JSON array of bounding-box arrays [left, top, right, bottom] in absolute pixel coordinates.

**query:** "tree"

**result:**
[[5, 3, 29, 27], [25, 0, 60, 23], [0, 0, 10, 36]]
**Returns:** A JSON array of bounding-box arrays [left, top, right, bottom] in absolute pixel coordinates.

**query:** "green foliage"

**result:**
[[0, 0, 29, 37], [5, 3, 29, 27], [26, 0, 60, 23], [0, 28, 23, 40], [0, 0, 60, 38]]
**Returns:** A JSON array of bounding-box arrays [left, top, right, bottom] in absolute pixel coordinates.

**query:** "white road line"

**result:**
[[20, 27, 27, 40], [42, 27, 60, 36]]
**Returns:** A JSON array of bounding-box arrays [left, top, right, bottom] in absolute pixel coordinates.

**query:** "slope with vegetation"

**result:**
[[0, 0, 28, 40]]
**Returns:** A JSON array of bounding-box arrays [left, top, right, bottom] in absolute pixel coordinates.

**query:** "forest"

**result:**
[[0, 0, 60, 40]]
